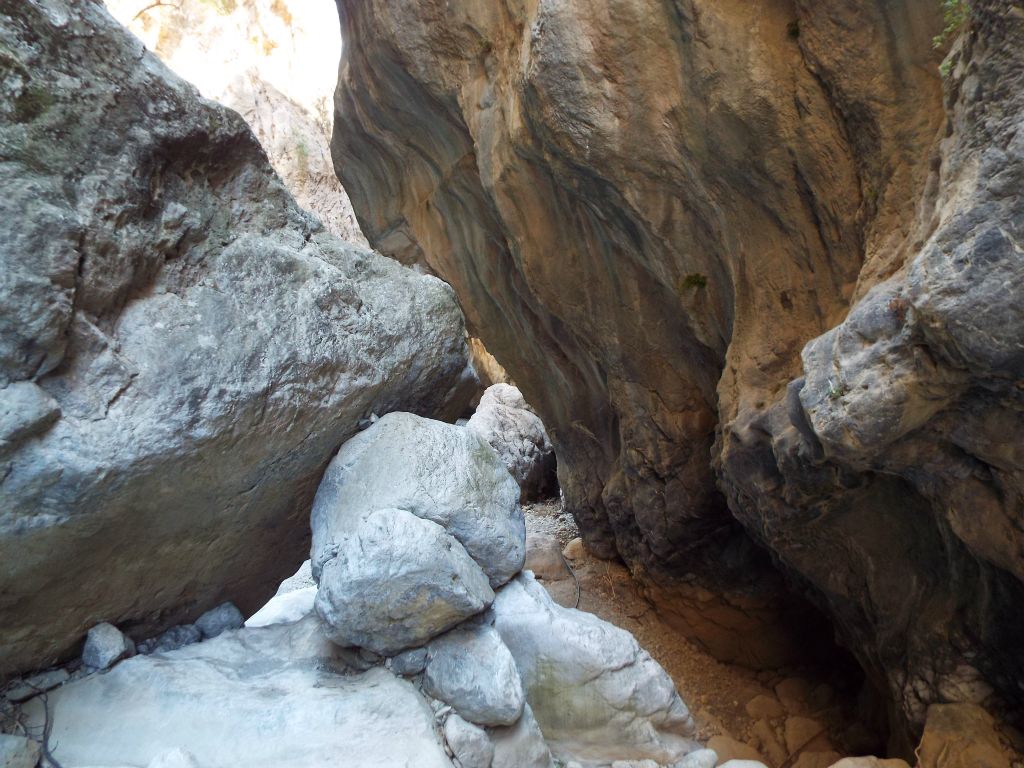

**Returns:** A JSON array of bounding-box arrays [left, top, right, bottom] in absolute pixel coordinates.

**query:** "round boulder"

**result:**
[[311, 411, 525, 588], [467, 384, 557, 502], [314, 508, 495, 654]]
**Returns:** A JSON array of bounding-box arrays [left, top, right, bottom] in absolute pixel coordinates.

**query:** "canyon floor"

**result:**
[[526, 500, 1021, 768]]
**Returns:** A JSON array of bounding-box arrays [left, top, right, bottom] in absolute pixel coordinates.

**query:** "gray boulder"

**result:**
[[315, 508, 494, 654], [195, 603, 244, 640], [467, 384, 557, 502], [137, 625, 201, 655], [21, 616, 455, 768], [0, 735, 41, 768], [444, 714, 494, 768], [490, 704, 554, 768], [390, 647, 429, 677], [311, 412, 525, 589], [423, 624, 525, 727], [0, 0, 474, 677], [82, 623, 134, 671], [492, 573, 699, 766]]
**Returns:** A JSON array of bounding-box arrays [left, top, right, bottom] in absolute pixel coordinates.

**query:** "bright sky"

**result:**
[[105, 0, 342, 119]]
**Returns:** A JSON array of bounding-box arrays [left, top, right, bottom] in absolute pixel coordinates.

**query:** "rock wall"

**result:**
[[331, 0, 1024, 738], [105, 0, 368, 245], [0, 0, 473, 677]]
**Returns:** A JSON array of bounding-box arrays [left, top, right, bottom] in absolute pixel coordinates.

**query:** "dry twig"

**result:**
[[132, 1, 181, 21]]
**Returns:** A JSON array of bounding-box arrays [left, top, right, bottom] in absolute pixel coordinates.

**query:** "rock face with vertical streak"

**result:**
[[0, 0, 474, 677], [332, 0, 1024, 738]]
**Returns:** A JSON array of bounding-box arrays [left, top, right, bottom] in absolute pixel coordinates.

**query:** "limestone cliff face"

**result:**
[[0, 0, 473, 676], [332, 0, 1024, 733]]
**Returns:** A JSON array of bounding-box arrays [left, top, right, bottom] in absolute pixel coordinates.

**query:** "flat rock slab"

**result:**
[[21, 617, 454, 768]]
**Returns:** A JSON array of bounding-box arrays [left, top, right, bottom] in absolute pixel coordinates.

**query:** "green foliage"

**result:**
[[827, 379, 849, 401], [933, 0, 969, 48]]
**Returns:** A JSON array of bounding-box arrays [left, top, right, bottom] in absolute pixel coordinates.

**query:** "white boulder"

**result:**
[[467, 384, 557, 502], [21, 616, 455, 768], [490, 703, 554, 768], [311, 412, 525, 588], [245, 586, 317, 629], [315, 508, 494, 654], [444, 714, 494, 768], [492, 573, 699, 766], [673, 750, 719, 768]]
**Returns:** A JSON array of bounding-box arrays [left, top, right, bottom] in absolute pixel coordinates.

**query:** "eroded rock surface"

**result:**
[[423, 623, 525, 727], [315, 507, 494, 654], [468, 384, 558, 502], [492, 573, 699, 765], [311, 412, 525, 589], [0, 0, 473, 676], [332, 0, 1024, 736]]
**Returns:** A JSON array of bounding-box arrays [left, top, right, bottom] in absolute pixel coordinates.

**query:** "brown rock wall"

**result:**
[[332, 0, 1024, 736]]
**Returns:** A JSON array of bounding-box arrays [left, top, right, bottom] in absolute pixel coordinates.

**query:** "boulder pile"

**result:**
[[9, 412, 706, 768]]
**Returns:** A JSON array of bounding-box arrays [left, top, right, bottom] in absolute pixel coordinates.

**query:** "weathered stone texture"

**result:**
[[0, 0, 473, 676], [332, 0, 1024, 736]]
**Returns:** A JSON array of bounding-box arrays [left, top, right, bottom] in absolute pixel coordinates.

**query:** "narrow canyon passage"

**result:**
[[1, 1, 1022, 768]]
